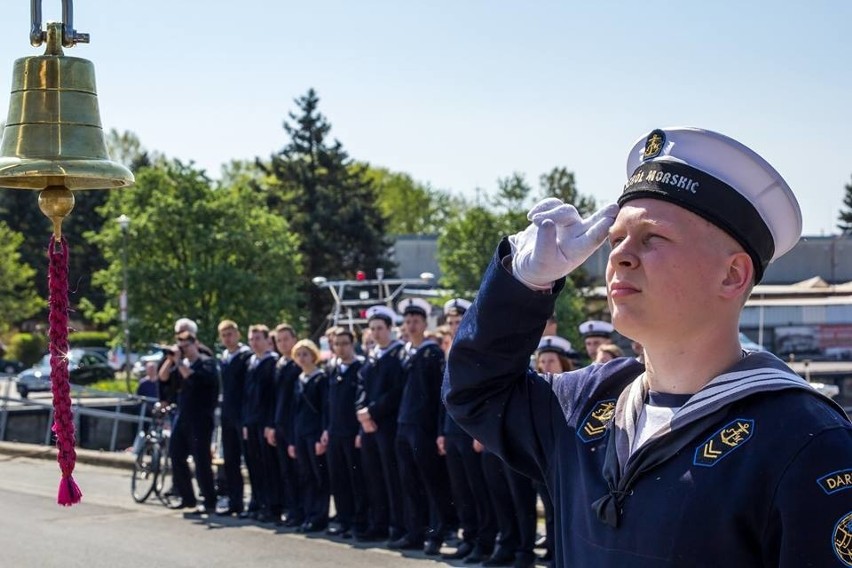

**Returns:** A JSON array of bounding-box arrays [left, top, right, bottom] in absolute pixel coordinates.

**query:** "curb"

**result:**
[[0, 441, 135, 471]]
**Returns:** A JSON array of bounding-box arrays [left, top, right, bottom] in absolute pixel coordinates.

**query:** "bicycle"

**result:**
[[131, 402, 175, 504]]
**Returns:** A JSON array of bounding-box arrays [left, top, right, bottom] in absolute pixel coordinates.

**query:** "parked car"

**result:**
[[0, 358, 24, 375], [106, 346, 141, 371], [14, 348, 115, 398], [130, 345, 166, 378]]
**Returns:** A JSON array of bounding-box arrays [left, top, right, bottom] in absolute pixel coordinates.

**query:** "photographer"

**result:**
[[162, 331, 220, 515]]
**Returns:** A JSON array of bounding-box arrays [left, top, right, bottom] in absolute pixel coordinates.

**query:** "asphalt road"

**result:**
[[0, 455, 467, 568]]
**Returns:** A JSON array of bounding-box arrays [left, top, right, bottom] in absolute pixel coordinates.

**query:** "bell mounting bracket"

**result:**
[[30, 0, 89, 48]]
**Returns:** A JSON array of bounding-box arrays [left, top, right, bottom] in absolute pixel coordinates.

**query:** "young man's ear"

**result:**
[[720, 252, 754, 300]]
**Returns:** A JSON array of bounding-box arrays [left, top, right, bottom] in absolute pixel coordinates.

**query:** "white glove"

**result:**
[[510, 198, 619, 290]]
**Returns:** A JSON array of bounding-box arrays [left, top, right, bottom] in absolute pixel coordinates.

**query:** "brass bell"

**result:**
[[0, 15, 133, 236]]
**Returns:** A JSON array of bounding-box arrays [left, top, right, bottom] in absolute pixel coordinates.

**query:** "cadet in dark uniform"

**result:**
[[355, 305, 406, 542], [166, 331, 220, 514], [323, 327, 367, 538], [389, 298, 457, 556], [437, 298, 498, 563], [287, 339, 330, 532], [578, 320, 614, 363], [215, 320, 252, 516], [445, 127, 852, 567], [272, 323, 302, 527], [241, 324, 280, 521]]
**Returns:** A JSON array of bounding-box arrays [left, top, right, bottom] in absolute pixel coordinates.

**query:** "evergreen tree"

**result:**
[[0, 221, 44, 331], [259, 89, 394, 336], [839, 175, 852, 234]]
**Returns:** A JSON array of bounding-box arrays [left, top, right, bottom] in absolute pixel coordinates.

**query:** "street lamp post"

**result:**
[[117, 214, 131, 391]]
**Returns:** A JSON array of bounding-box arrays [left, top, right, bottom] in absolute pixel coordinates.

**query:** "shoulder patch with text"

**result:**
[[819, 469, 852, 496], [693, 418, 754, 467], [577, 399, 616, 443]]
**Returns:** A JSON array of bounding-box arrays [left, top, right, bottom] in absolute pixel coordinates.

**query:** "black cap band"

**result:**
[[368, 314, 392, 326], [619, 161, 774, 282], [403, 307, 427, 318]]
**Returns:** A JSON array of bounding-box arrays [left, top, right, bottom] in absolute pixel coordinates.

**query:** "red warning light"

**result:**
[[356, 270, 366, 281]]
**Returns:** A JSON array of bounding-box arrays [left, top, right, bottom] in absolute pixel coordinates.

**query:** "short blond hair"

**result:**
[[217, 319, 239, 332], [292, 339, 321, 362]]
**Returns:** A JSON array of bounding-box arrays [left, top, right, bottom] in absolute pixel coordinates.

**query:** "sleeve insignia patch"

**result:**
[[818, 469, 852, 495], [693, 418, 754, 467], [577, 399, 616, 443], [833, 511, 852, 566]]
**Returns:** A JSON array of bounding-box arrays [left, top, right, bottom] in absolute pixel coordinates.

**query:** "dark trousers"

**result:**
[[536, 481, 554, 557], [294, 434, 329, 525], [482, 451, 518, 554], [170, 413, 217, 509], [243, 423, 265, 512], [445, 433, 497, 549], [360, 422, 403, 535], [327, 433, 367, 530], [396, 423, 457, 543], [259, 428, 282, 515], [220, 417, 244, 510], [504, 461, 537, 563], [274, 429, 302, 522]]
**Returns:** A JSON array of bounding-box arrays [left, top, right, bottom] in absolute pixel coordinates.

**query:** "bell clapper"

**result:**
[[38, 186, 75, 241]]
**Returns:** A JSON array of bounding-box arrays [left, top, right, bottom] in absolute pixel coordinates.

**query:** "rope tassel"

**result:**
[[48, 236, 82, 506]]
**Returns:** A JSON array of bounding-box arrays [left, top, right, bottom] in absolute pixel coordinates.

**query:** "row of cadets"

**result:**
[[437, 299, 499, 564], [323, 327, 368, 537], [355, 305, 406, 542], [390, 298, 458, 555]]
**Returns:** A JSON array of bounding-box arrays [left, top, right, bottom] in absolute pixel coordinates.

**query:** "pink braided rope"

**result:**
[[48, 236, 82, 506]]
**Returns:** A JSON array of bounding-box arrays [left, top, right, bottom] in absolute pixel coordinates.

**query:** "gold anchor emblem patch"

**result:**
[[577, 400, 616, 443], [642, 129, 666, 160], [694, 419, 755, 467]]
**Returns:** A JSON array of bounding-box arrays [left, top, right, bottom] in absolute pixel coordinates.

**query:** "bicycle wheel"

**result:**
[[131, 441, 160, 503], [155, 446, 174, 507]]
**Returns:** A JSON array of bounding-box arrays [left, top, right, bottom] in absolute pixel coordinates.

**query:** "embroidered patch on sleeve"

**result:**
[[833, 511, 852, 566], [693, 418, 755, 467], [819, 469, 852, 496], [576, 399, 616, 443]]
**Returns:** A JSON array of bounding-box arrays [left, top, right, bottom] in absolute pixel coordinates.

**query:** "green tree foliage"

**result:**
[[365, 165, 464, 235], [839, 175, 852, 234], [437, 206, 510, 294], [105, 129, 155, 173], [86, 159, 302, 347], [539, 166, 597, 216], [7, 332, 48, 366], [0, 222, 44, 330], [259, 89, 394, 335]]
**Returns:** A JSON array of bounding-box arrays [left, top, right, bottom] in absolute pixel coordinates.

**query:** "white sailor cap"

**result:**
[[537, 335, 574, 357], [365, 305, 396, 325], [620, 127, 802, 282], [397, 297, 431, 318], [443, 298, 472, 316], [579, 320, 614, 339]]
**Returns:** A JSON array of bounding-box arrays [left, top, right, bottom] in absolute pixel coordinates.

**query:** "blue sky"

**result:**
[[1, 1, 850, 235]]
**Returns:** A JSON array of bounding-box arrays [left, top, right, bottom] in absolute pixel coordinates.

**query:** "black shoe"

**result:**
[[424, 539, 442, 556], [300, 520, 326, 533], [355, 528, 388, 542], [326, 525, 351, 537], [463, 544, 491, 563], [387, 536, 424, 551], [238, 510, 258, 520], [512, 558, 535, 568], [215, 507, 243, 517], [482, 548, 515, 567], [443, 541, 475, 560], [283, 516, 303, 528], [186, 505, 210, 517]]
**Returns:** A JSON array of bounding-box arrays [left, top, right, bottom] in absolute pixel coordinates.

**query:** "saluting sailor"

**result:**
[[444, 127, 852, 567]]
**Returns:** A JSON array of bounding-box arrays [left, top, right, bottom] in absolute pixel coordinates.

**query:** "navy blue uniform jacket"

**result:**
[[274, 358, 301, 441], [356, 342, 405, 429], [326, 358, 363, 437], [443, 239, 852, 568], [176, 354, 219, 421], [399, 341, 445, 432], [293, 370, 327, 441], [242, 353, 279, 427], [219, 346, 251, 424]]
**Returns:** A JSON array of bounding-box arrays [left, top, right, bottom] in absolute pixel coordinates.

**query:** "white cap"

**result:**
[[443, 298, 472, 316], [397, 297, 432, 318], [621, 127, 801, 282], [174, 317, 198, 335], [579, 320, 614, 338], [365, 305, 396, 325], [537, 335, 574, 357]]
